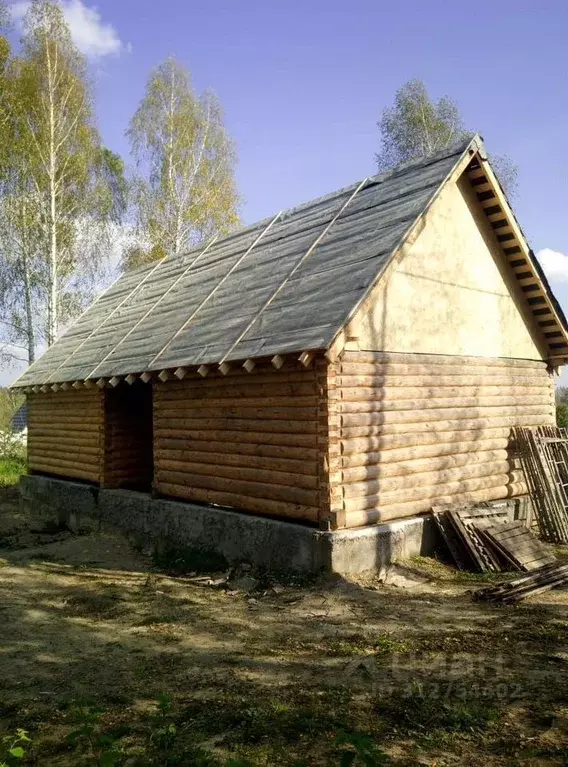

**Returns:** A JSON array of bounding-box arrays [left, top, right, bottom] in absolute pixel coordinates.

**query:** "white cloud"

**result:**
[[536, 248, 568, 284], [10, 0, 129, 59]]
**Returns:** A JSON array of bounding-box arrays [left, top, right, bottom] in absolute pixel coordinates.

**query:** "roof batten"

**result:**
[[45, 257, 168, 384], [218, 176, 369, 365], [86, 235, 220, 381], [149, 211, 282, 370]]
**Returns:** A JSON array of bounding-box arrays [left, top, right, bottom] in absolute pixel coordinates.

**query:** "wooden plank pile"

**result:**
[[514, 426, 568, 544], [474, 563, 568, 604], [432, 503, 555, 574]]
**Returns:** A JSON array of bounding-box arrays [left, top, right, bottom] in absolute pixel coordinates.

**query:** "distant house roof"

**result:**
[[11, 403, 27, 432], [13, 134, 568, 388]]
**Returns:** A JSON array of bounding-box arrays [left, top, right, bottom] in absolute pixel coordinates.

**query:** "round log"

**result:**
[[156, 481, 319, 523], [153, 427, 317, 447], [340, 427, 513, 455], [340, 438, 510, 467], [339, 395, 551, 413], [336, 373, 550, 389], [29, 460, 99, 482], [154, 438, 318, 462], [340, 414, 554, 439], [337, 384, 549, 402], [342, 472, 520, 512], [340, 405, 552, 428], [156, 458, 317, 490], [154, 395, 318, 410], [343, 483, 527, 527], [156, 469, 318, 507], [340, 351, 547, 369], [29, 435, 101, 450], [156, 417, 318, 435], [342, 460, 514, 499], [341, 448, 510, 481], [155, 448, 317, 476], [156, 405, 317, 421], [28, 451, 100, 470]]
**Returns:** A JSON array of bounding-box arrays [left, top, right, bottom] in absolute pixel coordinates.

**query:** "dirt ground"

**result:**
[[1, 485, 568, 766]]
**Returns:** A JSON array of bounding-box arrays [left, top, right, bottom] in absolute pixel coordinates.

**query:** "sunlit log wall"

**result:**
[[27, 389, 103, 483], [325, 351, 555, 529], [152, 360, 323, 524]]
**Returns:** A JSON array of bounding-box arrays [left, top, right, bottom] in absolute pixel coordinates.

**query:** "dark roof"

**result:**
[[13, 133, 567, 387]]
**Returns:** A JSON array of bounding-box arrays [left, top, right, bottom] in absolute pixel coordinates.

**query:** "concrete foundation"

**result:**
[[19, 474, 526, 574]]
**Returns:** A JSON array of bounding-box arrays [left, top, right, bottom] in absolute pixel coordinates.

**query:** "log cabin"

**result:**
[[12, 134, 568, 532]]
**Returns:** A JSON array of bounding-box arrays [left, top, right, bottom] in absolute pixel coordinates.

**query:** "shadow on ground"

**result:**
[[1, 486, 568, 766]]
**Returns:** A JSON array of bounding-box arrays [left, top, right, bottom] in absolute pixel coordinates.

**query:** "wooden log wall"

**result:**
[[153, 361, 323, 524], [27, 389, 103, 483], [327, 351, 555, 529], [102, 383, 153, 489]]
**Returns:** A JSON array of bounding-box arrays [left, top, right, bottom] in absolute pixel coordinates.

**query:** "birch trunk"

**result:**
[[46, 36, 58, 346]]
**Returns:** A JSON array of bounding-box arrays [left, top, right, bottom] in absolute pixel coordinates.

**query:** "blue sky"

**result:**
[[3, 0, 568, 384]]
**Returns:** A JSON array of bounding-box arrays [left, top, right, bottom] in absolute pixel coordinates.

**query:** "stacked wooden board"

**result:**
[[475, 563, 568, 604], [432, 504, 555, 574], [515, 425, 568, 543]]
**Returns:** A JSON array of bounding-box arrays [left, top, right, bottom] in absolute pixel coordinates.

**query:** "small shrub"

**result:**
[[336, 731, 391, 766], [66, 706, 124, 766], [0, 457, 26, 488], [1, 729, 31, 766]]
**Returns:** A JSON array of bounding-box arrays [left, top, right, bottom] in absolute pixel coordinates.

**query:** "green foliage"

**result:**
[[556, 403, 568, 428], [0, 0, 128, 360], [376, 79, 518, 197], [0, 457, 26, 487], [0, 729, 31, 766], [66, 706, 124, 766], [124, 57, 239, 269], [336, 731, 390, 766], [377, 79, 466, 172], [7, 704, 393, 766], [374, 684, 499, 743], [0, 388, 23, 432]]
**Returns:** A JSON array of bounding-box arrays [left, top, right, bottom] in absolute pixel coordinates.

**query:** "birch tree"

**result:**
[[0, 4, 37, 367], [0, 189, 42, 365], [124, 57, 239, 269], [16, 0, 125, 345], [376, 79, 518, 197]]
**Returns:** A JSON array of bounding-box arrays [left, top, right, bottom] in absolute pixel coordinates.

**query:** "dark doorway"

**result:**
[[103, 382, 153, 491]]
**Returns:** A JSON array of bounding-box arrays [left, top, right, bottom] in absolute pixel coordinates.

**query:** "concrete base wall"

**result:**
[[20, 474, 525, 575]]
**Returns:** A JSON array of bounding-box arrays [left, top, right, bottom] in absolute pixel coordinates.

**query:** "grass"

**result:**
[[0, 456, 26, 487]]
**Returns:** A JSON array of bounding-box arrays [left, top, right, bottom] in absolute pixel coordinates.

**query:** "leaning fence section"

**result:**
[[515, 425, 568, 544]]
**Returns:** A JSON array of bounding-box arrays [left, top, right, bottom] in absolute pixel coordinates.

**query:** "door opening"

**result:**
[[103, 381, 153, 491]]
